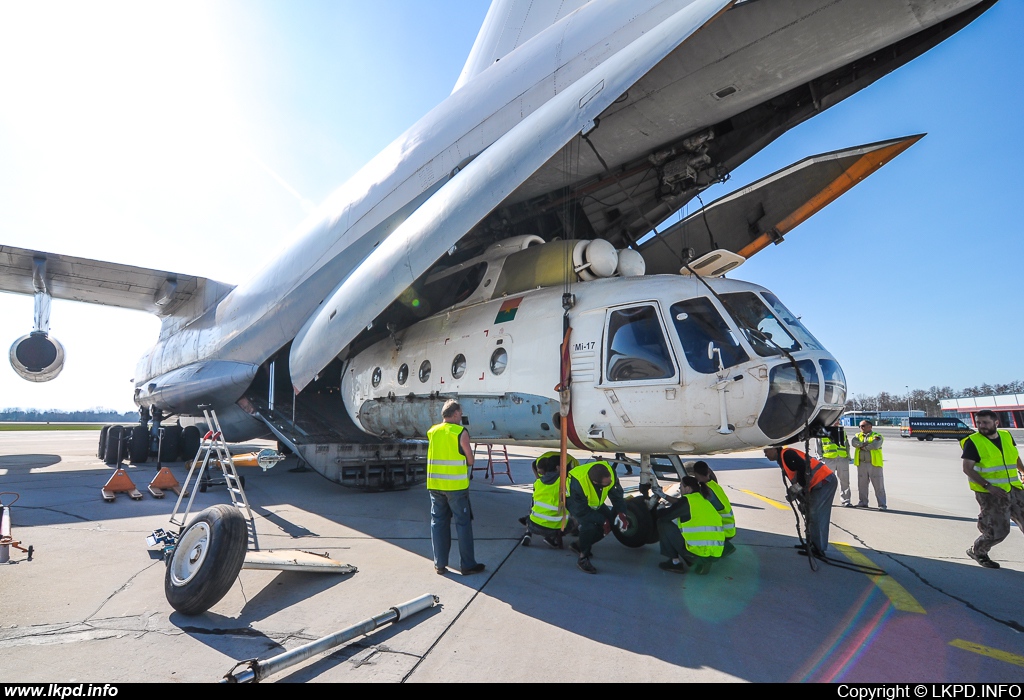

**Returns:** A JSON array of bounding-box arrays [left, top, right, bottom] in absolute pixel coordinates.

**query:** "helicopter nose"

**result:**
[[757, 359, 821, 440]]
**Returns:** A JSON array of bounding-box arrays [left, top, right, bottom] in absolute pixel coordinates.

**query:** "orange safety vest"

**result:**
[[779, 447, 833, 490]]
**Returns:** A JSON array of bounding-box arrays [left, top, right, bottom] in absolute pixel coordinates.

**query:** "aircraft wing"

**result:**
[[289, 0, 734, 392], [0, 244, 233, 317], [638, 135, 923, 274]]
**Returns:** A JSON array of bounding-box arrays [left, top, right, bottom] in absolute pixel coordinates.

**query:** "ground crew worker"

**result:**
[[426, 399, 485, 576], [960, 410, 1024, 569], [764, 446, 837, 557], [566, 461, 629, 574], [656, 476, 725, 574], [692, 461, 736, 555], [851, 420, 886, 510], [520, 451, 578, 548], [816, 422, 852, 507]]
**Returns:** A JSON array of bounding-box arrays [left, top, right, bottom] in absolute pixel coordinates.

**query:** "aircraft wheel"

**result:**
[[612, 497, 655, 548], [181, 426, 201, 461], [925, 434, 934, 442], [97, 426, 110, 459], [104, 426, 123, 464], [164, 504, 248, 616], [128, 425, 149, 463], [161, 425, 183, 461]]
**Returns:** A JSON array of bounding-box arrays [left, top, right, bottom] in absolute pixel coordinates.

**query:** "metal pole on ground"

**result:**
[[221, 594, 438, 683]]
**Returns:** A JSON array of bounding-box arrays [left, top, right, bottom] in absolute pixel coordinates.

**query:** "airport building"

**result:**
[[940, 394, 1024, 428]]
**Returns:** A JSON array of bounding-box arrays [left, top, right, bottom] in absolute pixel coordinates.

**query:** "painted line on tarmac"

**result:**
[[949, 639, 1024, 667], [737, 488, 790, 511], [833, 543, 926, 614]]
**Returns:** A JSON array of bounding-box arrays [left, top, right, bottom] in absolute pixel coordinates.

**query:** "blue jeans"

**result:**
[[429, 489, 477, 571]]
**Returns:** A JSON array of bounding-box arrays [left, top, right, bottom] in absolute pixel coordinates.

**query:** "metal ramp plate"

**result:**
[[242, 549, 358, 574]]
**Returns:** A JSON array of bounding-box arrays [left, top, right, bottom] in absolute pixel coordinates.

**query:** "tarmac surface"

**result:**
[[1, 426, 1022, 683]]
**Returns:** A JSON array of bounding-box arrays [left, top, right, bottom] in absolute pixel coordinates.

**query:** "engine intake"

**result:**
[[9, 332, 65, 382]]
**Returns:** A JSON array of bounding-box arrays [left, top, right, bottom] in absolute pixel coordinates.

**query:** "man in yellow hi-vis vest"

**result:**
[[427, 399, 485, 576], [520, 451, 578, 549], [816, 422, 851, 507], [961, 410, 1024, 569], [852, 420, 886, 510]]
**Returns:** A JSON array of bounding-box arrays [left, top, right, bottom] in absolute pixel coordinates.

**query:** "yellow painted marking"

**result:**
[[738, 488, 790, 511], [833, 543, 926, 614], [949, 639, 1024, 667]]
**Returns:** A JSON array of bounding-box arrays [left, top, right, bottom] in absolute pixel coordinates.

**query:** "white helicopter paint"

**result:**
[[342, 237, 846, 455]]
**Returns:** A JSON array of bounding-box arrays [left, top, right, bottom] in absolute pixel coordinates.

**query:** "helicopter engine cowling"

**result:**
[[9, 332, 66, 382]]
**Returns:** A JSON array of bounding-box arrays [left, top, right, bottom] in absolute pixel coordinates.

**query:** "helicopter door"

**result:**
[[599, 303, 681, 428]]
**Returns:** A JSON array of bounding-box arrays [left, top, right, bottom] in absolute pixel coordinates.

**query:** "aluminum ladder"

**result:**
[[169, 407, 258, 550]]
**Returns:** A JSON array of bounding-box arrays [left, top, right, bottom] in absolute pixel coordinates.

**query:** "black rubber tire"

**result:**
[[164, 504, 248, 616], [925, 434, 934, 442], [611, 497, 656, 548], [104, 426, 123, 464], [181, 425, 201, 462], [128, 425, 149, 464], [97, 426, 110, 459], [917, 437, 925, 441], [160, 425, 183, 462]]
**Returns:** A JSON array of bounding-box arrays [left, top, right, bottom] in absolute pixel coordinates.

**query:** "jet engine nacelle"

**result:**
[[9, 332, 66, 382]]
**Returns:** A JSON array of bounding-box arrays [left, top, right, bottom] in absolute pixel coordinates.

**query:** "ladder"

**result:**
[[169, 407, 258, 550], [472, 443, 513, 484]]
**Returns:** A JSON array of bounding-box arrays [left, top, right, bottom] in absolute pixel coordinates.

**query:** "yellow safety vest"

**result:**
[[676, 492, 725, 558], [529, 479, 564, 529], [706, 480, 735, 539], [568, 462, 615, 509], [852, 432, 883, 467], [821, 437, 848, 459], [961, 431, 1023, 493], [426, 422, 468, 491]]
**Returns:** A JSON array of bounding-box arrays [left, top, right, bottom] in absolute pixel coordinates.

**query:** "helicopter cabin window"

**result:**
[[451, 354, 467, 379], [604, 305, 674, 382], [670, 298, 748, 374], [760, 292, 824, 351], [720, 292, 800, 357]]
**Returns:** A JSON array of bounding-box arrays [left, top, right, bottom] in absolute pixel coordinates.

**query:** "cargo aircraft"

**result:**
[[0, 0, 997, 611]]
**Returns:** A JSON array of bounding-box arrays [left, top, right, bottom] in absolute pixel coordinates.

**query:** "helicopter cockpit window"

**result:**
[[605, 305, 674, 382], [761, 292, 824, 351], [720, 292, 799, 357], [670, 299, 748, 374]]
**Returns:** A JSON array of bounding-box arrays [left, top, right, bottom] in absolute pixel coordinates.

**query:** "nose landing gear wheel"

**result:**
[[612, 497, 657, 548], [164, 504, 248, 615]]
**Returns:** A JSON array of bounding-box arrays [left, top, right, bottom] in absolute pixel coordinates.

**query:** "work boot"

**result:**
[[658, 560, 687, 574], [521, 533, 531, 546], [518, 516, 528, 526], [462, 563, 486, 575], [966, 547, 1000, 569], [722, 541, 737, 558], [577, 556, 597, 574], [543, 533, 563, 549]]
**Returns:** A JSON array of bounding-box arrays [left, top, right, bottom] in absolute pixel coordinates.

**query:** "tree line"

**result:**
[[845, 381, 1024, 417], [0, 408, 139, 423]]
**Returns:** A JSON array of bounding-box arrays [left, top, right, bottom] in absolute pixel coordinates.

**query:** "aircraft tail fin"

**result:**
[[453, 0, 591, 93]]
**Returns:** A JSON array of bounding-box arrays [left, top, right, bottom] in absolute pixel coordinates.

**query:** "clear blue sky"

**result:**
[[0, 0, 1020, 412]]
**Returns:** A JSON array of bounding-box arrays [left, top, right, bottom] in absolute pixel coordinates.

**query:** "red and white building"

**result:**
[[940, 394, 1024, 429]]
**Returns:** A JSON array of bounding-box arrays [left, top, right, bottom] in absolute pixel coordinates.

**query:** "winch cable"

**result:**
[[557, 135, 583, 524]]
